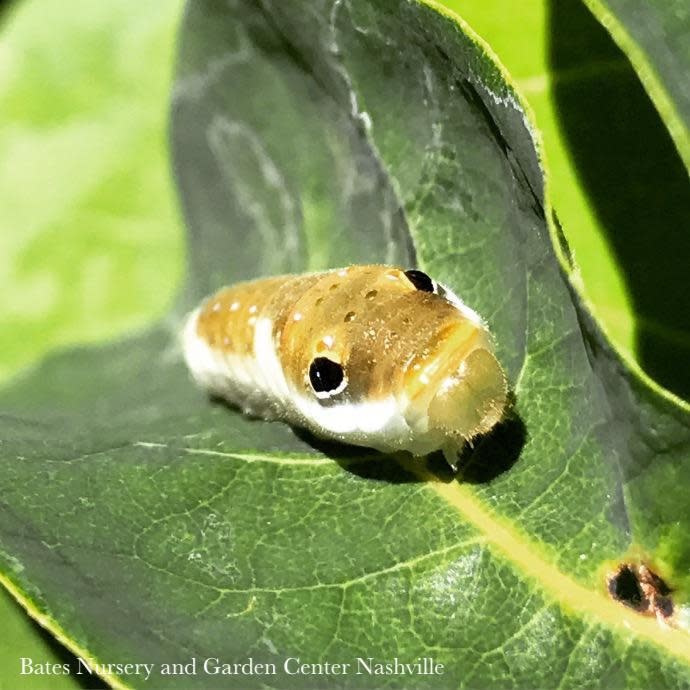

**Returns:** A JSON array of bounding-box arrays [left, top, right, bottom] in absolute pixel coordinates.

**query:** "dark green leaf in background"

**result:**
[[551, 0, 690, 399], [444, 0, 690, 400], [0, 1, 689, 689], [583, 0, 690, 167]]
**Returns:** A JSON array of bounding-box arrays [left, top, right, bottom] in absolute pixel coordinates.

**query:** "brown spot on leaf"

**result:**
[[607, 562, 673, 622]]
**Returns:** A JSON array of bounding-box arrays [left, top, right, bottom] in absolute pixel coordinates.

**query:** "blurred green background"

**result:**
[[0, 0, 687, 687], [0, 0, 183, 687], [0, 0, 184, 384]]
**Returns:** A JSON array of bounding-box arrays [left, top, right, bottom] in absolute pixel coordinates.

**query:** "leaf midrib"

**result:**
[[120, 440, 690, 661], [133, 442, 335, 466], [396, 456, 690, 663]]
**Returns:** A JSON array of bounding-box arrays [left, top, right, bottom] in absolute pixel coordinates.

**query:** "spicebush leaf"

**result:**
[[1, 1, 690, 689], [582, 0, 690, 167], [443, 0, 690, 400], [550, 0, 690, 399]]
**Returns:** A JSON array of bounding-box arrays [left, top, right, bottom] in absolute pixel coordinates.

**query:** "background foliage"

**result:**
[[0, 0, 183, 687]]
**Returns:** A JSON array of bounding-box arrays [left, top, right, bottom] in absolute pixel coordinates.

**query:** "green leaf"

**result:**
[[578, 0, 690, 399], [442, 0, 690, 400], [0, 0, 183, 686], [0, 0, 184, 383], [0, 589, 94, 690], [1, 1, 690, 689], [583, 0, 690, 169]]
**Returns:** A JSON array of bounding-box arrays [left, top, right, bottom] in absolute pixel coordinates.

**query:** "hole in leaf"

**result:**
[[607, 562, 673, 620], [608, 564, 644, 610]]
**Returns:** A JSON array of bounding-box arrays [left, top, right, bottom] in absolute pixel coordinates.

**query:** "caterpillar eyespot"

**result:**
[[182, 265, 508, 469], [309, 357, 346, 399]]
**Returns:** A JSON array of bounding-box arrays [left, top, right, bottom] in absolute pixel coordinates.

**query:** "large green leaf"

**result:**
[[1, 1, 690, 689], [0, 0, 184, 383], [442, 0, 690, 401], [0, 588, 93, 690], [553, 0, 690, 400]]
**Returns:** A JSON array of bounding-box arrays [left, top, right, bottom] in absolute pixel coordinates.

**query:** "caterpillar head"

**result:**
[[284, 266, 508, 456], [400, 315, 507, 450], [425, 346, 507, 442]]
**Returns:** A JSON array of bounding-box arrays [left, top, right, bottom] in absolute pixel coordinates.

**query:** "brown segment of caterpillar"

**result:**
[[182, 265, 508, 469]]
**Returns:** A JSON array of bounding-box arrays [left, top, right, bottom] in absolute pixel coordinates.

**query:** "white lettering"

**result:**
[[204, 658, 220, 675], [76, 658, 94, 675], [19, 659, 70, 675], [161, 659, 196, 676], [284, 657, 300, 675], [356, 657, 444, 675]]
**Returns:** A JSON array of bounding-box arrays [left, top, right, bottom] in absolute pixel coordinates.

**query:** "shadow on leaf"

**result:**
[[295, 397, 526, 485], [292, 427, 419, 483], [210, 376, 526, 483], [549, 0, 690, 400], [427, 402, 527, 484]]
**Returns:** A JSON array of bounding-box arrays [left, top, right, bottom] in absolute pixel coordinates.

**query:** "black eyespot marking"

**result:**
[[404, 269, 434, 293], [309, 357, 345, 396]]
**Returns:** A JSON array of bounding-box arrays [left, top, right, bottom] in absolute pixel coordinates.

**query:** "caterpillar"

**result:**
[[182, 265, 507, 469]]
